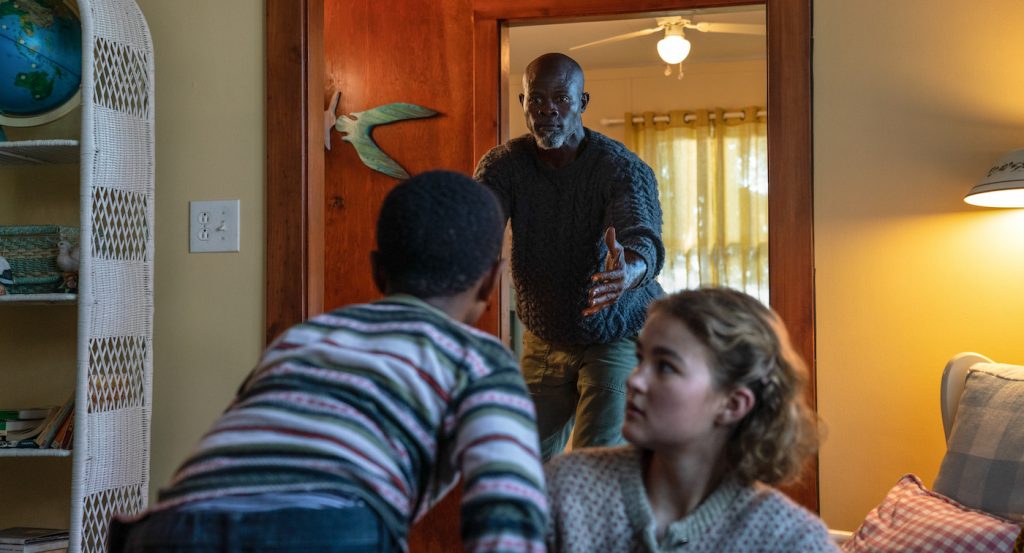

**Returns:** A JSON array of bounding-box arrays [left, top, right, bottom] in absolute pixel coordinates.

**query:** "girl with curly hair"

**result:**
[[544, 287, 838, 552]]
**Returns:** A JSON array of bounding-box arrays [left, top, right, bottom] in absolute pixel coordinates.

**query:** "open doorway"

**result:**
[[265, 3, 814, 542], [502, 7, 768, 357]]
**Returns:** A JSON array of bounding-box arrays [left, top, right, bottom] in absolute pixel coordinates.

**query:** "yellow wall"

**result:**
[[134, 0, 266, 499], [815, 0, 1024, 531]]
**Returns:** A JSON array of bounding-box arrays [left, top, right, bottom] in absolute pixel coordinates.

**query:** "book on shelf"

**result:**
[[58, 416, 74, 450], [49, 409, 74, 450], [0, 408, 52, 421], [0, 528, 68, 544], [0, 407, 56, 445], [0, 541, 69, 553], [0, 527, 69, 552], [34, 396, 74, 449], [0, 407, 53, 441], [0, 418, 44, 432]]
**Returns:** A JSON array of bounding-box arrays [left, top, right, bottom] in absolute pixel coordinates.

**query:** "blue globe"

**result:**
[[0, 0, 81, 123]]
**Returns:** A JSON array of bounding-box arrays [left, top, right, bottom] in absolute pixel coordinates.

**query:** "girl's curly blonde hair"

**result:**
[[649, 286, 819, 485]]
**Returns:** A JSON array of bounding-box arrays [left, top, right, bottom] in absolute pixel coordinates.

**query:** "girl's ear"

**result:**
[[717, 386, 755, 426]]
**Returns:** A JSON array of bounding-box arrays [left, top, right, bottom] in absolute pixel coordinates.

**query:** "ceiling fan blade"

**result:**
[[688, 22, 766, 36], [569, 26, 663, 50]]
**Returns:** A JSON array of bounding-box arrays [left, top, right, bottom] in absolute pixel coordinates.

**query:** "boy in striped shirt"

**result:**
[[109, 170, 547, 552]]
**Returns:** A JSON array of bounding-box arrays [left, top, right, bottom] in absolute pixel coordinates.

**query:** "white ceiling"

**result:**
[[508, 7, 766, 73]]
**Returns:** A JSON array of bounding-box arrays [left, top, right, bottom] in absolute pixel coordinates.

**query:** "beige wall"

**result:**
[[135, 0, 266, 499], [508, 60, 768, 144], [815, 0, 1024, 531]]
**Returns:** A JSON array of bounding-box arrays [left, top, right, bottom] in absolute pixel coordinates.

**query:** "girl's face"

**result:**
[[622, 310, 731, 452]]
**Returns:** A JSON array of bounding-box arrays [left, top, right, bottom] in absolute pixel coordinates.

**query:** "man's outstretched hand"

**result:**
[[583, 227, 646, 317]]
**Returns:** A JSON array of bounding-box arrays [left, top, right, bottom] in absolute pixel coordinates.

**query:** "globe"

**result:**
[[0, 0, 82, 128]]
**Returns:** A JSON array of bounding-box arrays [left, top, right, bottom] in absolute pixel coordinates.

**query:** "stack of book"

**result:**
[[0, 408, 52, 446], [0, 396, 74, 450], [0, 527, 69, 553]]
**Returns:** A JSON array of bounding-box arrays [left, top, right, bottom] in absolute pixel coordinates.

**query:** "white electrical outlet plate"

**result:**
[[190, 200, 240, 253]]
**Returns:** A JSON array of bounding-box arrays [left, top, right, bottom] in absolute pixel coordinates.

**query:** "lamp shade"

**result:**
[[965, 149, 1024, 208], [657, 31, 691, 65]]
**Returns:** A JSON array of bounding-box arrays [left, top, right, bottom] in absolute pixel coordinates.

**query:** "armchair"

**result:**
[[832, 352, 1024, 551]]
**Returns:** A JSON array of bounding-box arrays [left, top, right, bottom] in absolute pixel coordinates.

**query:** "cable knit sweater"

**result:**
[[474, 129, 665, 345], [545, 447, 840, 553]]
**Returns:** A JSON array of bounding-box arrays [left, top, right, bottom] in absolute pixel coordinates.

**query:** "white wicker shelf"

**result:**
[[0, 140, 80, 165], [0, 293, 77, 304], [0, 2, 154, 552], [0, 447, 72, 458]]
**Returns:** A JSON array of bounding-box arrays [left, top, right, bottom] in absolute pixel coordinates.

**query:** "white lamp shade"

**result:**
[[657, 34, 691, 65], [965, 148, 1024, 208]]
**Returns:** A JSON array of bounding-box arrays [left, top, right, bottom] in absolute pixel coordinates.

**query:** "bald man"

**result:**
[[475, 53, 665, 460]]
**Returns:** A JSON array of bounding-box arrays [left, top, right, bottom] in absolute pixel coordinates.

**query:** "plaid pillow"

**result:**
[[934, 363, 1024, 521], [842, 474, 1018, 553]]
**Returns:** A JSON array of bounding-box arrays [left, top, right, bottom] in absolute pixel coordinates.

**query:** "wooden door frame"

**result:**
[[266, 0, 815, 505], [265, 0, 325, 345]]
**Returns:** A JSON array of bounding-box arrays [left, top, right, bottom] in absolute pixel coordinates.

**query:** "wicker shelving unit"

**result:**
[[0, 1, 154, 551]]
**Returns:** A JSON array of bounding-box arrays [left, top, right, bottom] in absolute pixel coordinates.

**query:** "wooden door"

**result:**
[[266, 0, 813, 551]]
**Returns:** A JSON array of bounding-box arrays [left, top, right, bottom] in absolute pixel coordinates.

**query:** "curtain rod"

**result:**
[[600, 109, 767, 126]]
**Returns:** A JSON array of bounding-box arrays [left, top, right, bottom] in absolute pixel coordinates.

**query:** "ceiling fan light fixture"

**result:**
[[657, 30, 691, 65]]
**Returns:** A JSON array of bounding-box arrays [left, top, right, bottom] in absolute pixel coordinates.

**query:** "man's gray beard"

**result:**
[[536, 131, 567, 150]]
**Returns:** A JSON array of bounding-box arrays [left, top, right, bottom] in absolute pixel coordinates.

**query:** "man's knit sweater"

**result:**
[[145, 296, 548, 553], [475, 129, 665, 345], [545, 447, 840, 553]]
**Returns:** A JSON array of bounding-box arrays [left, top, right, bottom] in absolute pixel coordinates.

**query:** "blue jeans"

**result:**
[[107, 504, 397, 553], [520, 330, 637, 460]]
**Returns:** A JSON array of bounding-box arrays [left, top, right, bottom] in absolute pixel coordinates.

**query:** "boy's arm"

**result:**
[[451, 366, 548, 553]]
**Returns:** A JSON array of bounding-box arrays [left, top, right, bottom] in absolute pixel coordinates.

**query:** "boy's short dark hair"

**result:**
[[376, 170, 504, 297]]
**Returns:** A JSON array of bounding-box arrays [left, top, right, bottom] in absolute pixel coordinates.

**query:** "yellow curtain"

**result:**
[[624, 107, 768, 301]]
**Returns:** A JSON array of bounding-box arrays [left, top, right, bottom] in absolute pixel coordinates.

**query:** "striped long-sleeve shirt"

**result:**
[[154, 295, 548, 552]]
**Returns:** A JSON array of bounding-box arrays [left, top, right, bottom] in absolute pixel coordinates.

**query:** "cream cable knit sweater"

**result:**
[[545, 446, 839, 552]]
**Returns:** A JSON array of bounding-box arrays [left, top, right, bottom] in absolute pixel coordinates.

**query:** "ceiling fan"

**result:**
[[569, 16, 765, 77]]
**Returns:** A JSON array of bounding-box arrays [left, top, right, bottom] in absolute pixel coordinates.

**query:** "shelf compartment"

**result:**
[[0, 140, 80, 165]]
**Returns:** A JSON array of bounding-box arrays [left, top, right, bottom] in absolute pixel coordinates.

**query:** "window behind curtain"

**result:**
[[624, 107, 768, 302]]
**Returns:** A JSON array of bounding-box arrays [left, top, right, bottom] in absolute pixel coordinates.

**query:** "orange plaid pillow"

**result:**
[[843, 475, 1018, 553]]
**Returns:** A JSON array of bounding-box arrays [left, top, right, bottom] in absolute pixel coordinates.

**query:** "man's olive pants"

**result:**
[[520, 329, 637, 460]]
